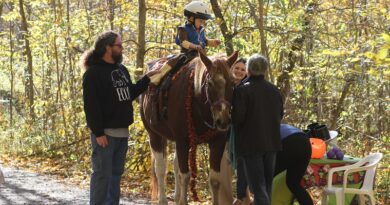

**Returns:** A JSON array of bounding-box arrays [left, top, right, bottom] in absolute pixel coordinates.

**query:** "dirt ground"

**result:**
[[0, 166, 152, 205]]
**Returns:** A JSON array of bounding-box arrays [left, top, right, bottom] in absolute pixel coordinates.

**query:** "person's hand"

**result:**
[[96, 135, 108, 148], [190, 44, 203, 51], [195, 45, 203, 51], [146, 69, 161, 77]]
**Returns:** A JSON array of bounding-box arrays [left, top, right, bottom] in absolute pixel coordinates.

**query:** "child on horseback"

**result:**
[[149, 1, 221, 85]]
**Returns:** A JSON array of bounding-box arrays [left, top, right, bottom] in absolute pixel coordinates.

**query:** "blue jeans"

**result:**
[[241, 152, 276, 205], [90, 135, 128, 205]]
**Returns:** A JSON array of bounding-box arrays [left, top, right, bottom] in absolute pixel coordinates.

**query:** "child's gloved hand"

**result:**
[[208, 39, 221, 47]]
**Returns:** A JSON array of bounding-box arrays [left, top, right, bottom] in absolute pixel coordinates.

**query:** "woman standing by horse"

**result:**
[[217, 58, 248, 205], [226, 58, 255, 205]]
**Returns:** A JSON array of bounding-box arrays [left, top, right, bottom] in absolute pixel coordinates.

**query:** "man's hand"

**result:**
[[96, 135, 108, 147], [146, 69, 161, 77]]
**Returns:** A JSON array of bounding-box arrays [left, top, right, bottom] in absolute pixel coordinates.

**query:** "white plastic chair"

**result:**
[[322, 152, 383, 205]]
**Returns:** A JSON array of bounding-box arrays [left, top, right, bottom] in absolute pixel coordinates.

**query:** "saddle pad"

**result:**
[[146, 58, 168, 72]]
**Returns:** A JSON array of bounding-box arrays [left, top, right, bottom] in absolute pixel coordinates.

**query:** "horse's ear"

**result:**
[[227, 51, 239, 68], [199, 50, 212, 68]]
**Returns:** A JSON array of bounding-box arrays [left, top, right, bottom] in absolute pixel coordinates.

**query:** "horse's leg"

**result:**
[[208, 137, 229, 205], [217, 143, 234, 205], [140, 95, 159, 201], [149, 134, 168, 205], [175, 139, 190, 205], [152, 149, 168, 205], [173, 153, 181, 204], [178, 170, 190, 205], [150, 151, 158, 201]]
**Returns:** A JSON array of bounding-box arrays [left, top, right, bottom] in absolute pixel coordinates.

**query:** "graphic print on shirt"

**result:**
[[111, 69, 130, 102]]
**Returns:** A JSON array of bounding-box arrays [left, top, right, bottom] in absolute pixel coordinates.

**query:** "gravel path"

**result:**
[[0, 166, 152, 205]]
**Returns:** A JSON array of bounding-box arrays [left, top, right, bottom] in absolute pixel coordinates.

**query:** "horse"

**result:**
[[140, 51, 238, 205]]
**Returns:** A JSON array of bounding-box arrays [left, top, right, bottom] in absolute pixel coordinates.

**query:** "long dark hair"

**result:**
[[233, 57, 247, 66], [80, 31, 119, 69]]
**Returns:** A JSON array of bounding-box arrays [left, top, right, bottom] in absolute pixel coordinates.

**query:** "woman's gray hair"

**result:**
[[246, 54, 268, 76]]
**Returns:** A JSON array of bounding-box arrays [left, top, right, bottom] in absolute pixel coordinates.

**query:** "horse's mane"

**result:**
[[193, 55, 230, 97], [193, 58, 206, 96]]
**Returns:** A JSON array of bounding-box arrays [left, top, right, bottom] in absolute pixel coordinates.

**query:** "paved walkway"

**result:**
[[0, 166, 151, 205]]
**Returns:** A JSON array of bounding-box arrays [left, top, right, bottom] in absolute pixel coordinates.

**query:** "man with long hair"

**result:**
[[81, 31, 158, 205]]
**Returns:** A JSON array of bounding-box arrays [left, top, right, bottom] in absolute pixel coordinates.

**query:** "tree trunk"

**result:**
[[9, 22, 14, 139], [107, 0, 114, 30], [276, 36, 304, 103], [135, 0, 146, 79], [330, 77, 354, 130], [376, 84, 385, 135], [276, 3, 316, 104], [245, 0, 271, 80], [210, 0, 234, 55], [257, 0, 268, 57], [66, 0, 78, 138], [18, 0, 34, 120], [52, 0, 68, 142], [0, 3, 4, 19], [82, 0, 92, 45]]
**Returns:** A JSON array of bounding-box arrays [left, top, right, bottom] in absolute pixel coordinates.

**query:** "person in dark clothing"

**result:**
[[232, 54, 284, 205], [274, 124, 313, 205], [227, 58, 252, 205], [235, 124, 314, 205], [81, 31, 159, 205]]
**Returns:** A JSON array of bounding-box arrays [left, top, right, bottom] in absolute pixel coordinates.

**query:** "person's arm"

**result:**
[[117, 65, 150, 101], [120, 65, 160, 101], [82, 69, 104, 137], [177, 28, 203, 51], [279, 92, 284, 119], [129, 75, 150, 101]]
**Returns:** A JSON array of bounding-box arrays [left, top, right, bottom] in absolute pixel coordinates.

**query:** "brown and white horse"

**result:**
[[140, 51, 238, 205]]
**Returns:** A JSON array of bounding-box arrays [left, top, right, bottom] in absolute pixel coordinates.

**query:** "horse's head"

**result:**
[[199, 51, 238, 131]]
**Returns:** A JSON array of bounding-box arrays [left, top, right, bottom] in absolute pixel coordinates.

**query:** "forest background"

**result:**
[[0, 0, 388, 204]]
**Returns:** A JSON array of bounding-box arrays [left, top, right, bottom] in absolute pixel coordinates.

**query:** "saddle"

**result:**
[[147, 54, 193, 123]]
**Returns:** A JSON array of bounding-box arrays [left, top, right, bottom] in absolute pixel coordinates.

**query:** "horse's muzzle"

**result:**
[[215, 119, 231, 132]]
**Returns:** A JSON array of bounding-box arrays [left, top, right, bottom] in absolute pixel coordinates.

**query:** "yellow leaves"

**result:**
[[383, 33, 390, 45], [348, 57, 361, 63], [215, 17, 223, 25], [384, 69, 390, 81], [295, 83, 304, 92], [322, 49, 349, 57], [1, 10, 20, 22], [377, 48, 389, 60], [368, 69, 379, 77], [364, 51, 375, 59]]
